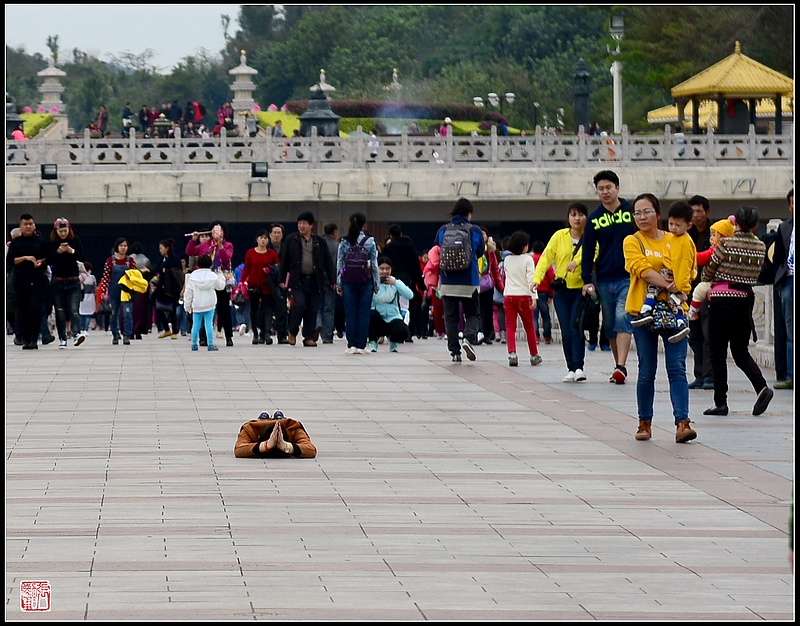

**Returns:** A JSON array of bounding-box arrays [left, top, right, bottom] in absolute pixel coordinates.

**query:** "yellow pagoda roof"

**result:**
[[647, 97, 794, 128], [671, 41, 793, 99]]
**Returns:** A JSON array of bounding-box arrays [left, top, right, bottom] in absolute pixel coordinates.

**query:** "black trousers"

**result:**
[[442, 291, 480, 355], [288, 277, 321, 340], [707, 297, 767, 407], [368, 310, 410, 343]]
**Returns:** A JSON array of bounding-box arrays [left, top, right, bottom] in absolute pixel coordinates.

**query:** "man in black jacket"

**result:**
[[382, 224, 425, 340], [6, 214, 49, 350], [278, 212, 337, 347]]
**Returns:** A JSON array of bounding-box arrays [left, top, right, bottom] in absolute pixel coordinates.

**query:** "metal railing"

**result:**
[[6, 124, 792, 172]]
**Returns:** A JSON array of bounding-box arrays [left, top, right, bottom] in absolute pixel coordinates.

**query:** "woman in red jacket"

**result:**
[[240, 229, 280, 345]]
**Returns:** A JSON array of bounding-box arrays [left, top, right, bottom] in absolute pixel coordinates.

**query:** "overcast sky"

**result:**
[[5, 4, 243, 72]]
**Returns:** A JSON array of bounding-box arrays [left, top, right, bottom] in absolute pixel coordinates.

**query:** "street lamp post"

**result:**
[[533, 102, 540, 129], [608, 12, 624, 134], [473, 91, 515, 122]]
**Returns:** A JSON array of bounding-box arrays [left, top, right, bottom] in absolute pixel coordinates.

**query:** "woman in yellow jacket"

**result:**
[[623, 193, 694, 444], [534, 202, 595, 382]]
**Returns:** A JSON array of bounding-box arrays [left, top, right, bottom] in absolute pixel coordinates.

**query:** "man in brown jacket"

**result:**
[[234, 411, 317, 458]]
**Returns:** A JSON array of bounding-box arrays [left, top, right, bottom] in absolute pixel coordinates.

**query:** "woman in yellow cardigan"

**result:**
[[623, 193, 694, 444]]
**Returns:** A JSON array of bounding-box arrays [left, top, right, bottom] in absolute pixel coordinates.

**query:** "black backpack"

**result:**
[[340, 237, 373, 285], [439, 222, 473, 272]]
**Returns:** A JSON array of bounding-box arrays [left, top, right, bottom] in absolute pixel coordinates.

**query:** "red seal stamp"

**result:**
[[20, 580, 51, 612]]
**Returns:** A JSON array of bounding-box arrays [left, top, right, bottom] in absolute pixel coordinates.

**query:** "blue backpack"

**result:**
[[341, 236, 372, 285]]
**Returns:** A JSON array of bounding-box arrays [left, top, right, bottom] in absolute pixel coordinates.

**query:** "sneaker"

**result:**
[[206, 344, 218, 351], [544, 337, 552, 344], [345, 346, 357, 354], [264, 336, 273, 345], [587, 343, 597, 351], [288, 332, 297, 346], [191, 345, 198, 351], [158, 330, 173, 339], [74, 333, 86, 347], [462, 341, 476, 361], [22, 343, 38, 350], [354, 348, 367, 355], [226, 338, 234, 347], [112, 335, 120, 345], [58, 339, 67, 349], [675, 419, 697, 443], [530, 354, 543, 366], [774, 379, 793, 390], [611, 365, 627, 384], [322, 338, 333, 344], [508, 352, 519, 367], [562, 371, 576, 382], [701, 380, 715, 390], [451, 353, 462, 363], [170, 334, 177, 340], [123, 337, 131, 345], [477, 331, 485, 345], [635, 420, 652, 441], [42, 335, 56, 345], [574, 368, 586, 382], [499, 331, 506, 344], [668, 325, 690, 343], [369, 341, 378, 352], [688, 379, 704, 389], [389, 341, 398, 352], [752, 386, 774, 416], [631, 313, 653, 327], [252, 337, 260, 345], [238, 324, 247, 336]]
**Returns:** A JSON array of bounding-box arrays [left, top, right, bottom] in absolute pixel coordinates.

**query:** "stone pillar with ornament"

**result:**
[[229, 50, 258, 118], [37, 53, 69, 138]]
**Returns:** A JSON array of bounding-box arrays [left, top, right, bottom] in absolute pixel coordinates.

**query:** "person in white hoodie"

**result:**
[[183, 254, 225, 351]]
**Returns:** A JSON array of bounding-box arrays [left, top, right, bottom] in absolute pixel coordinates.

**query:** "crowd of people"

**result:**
[[7, 175, 792, 439]]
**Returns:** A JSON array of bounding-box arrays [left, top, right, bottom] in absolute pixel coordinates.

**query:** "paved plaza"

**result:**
[[5, 331, 794, 621]]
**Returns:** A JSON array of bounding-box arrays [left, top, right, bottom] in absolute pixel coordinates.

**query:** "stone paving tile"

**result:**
[[5, 334, 793, 621]]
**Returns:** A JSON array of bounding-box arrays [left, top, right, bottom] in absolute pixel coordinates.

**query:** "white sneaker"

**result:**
[[74, 333, 86, 347], [238, 324, 247, 336], [574, 368, 586, 382], [345, 346, 357, 354], [562, 371, 575, 382], [58, 339, 68, 349]]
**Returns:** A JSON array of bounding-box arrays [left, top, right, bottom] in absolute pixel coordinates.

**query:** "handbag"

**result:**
[[232, 289, 246, 308], [479, 270, 493, 293], [154, 298, 173, 313], [649, 300, 679, 334], [97, 299, 112, 315], [553, 236, 582, 293]]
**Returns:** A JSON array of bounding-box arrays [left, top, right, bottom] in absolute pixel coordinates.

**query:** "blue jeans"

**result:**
[[597, 278, 632, 339], [553, 289, 585, 372], [51, 278, 82, 340], [632, 323, 689, 423], [343, 282, 374, 349], [778, 279, 793, 380], [533, 291, 552, 339], [110, 295, 133, 338], [317, 285, 337, 341]]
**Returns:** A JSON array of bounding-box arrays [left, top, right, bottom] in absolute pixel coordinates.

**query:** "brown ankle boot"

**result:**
[[635, 420, 652, 441], [675, 419, 697, 443]]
